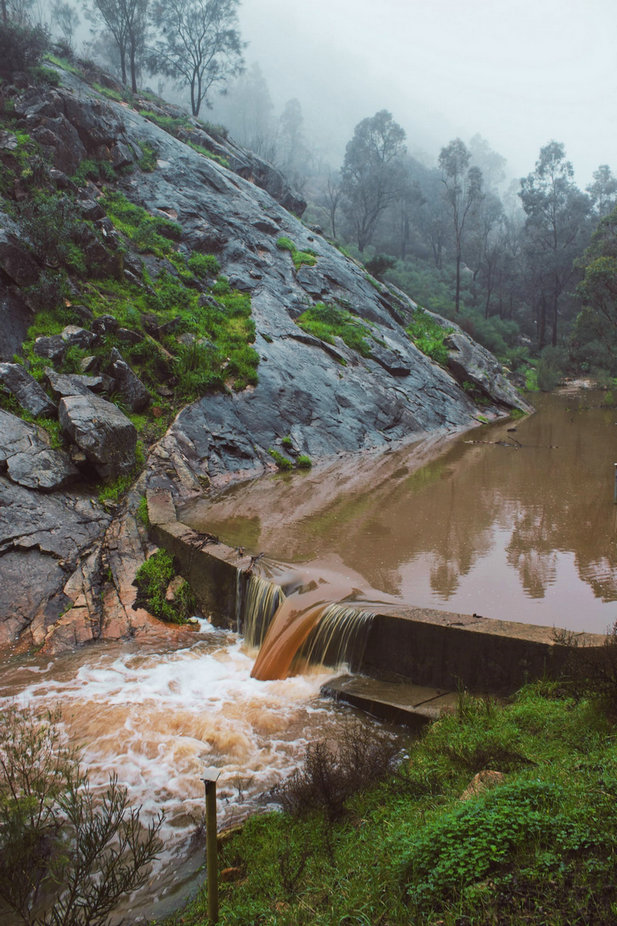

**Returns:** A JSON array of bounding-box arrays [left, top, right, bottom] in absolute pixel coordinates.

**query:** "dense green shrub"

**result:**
[[268, 448, 293, 470], [134, 549, 196, 624]]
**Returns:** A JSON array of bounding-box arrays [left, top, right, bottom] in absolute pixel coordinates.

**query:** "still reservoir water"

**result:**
[[183, 387, 617, 635]]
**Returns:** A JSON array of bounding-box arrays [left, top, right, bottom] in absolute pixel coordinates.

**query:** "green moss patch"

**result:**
[[296, 302, 372, 357], [276, 236, 317, 269]]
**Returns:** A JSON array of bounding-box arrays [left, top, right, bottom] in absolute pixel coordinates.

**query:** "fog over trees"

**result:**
[[6, 0, 617, 385]]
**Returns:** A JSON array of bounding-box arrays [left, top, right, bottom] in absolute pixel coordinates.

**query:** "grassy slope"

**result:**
[[169, 683, 617, 926]]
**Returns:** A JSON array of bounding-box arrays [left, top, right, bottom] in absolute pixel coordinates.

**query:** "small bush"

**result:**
[[187, 252, 220, 278], [274, 721, 400, 822], [276, 236, 317, 269], [297, 454, 312, 469], [139, 143, 158, 172], [134, 549, 196, 624], [365, 254, 395, 279], [0, 704, 162, 926], [269, 448, 293, 471]]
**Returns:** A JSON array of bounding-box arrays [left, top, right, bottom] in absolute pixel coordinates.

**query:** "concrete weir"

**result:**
[[147, 489, 606, 715]]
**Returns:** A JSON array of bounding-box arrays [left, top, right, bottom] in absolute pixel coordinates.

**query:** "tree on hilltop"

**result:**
[[341, 109, 407, 252], [85, 0, 149, 92], [149, 0, 244, 118], [439, 137, 483, 313]]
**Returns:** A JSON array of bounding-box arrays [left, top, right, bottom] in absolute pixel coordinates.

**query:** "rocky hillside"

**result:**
[[0, 57, 530, 654]]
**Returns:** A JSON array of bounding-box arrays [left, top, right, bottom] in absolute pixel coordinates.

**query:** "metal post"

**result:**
[[202, 768, 221, 925]]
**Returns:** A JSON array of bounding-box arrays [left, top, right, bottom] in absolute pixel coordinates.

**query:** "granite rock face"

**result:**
[[0, 69, 531, 652]]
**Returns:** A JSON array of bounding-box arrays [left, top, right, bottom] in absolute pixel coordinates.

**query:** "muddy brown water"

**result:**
[[183, 387, 617, 635]]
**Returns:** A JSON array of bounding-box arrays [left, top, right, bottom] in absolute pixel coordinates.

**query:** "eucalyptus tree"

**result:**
[[51, 0, 80, 46], [340, 109, 406, 253], [85, 0, 149, 91], [587, 165, 617, 217], [149, 0, 244, 118], [439, 137, 483, 313], [519, 141, 591, 348]]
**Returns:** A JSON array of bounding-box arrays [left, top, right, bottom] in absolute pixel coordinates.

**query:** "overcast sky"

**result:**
[[239, 0, 617, 185]]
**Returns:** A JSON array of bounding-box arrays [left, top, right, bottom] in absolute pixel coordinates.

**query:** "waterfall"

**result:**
[[250, 591, 375, 681], [238, 573, 286, 648], [299, 603, 375, 674]]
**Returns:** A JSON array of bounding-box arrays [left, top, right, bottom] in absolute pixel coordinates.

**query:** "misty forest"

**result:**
[[3, 1, 617, 925]]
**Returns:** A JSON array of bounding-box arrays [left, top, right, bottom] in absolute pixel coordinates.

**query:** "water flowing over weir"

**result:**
[[237, 571, 376, 681]]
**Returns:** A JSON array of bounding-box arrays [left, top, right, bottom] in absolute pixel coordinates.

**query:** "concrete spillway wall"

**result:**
[[147, 489, 605, 695]]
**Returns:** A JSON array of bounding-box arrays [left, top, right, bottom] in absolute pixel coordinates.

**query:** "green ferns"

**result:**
[[297, 302, 372, 357]]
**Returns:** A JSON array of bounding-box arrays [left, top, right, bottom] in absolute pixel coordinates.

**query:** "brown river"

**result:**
[[2, 384, 617, 919], [184, 386, 617, 636]]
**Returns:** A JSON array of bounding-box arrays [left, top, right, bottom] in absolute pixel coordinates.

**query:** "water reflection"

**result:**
[[183, 389, 617, 632]]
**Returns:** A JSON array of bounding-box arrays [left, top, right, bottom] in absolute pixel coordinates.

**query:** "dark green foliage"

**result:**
[[18, 192, 90, 274], [297, 301, 372, 357], [30, 65, 61, 86], [276, 236, 317, 269], [72, 158, 115, 185], [133, 550, 196, 624], [138, 143, 158, 172], [406, 308, 452, 365], [0, 21, 49, 79], [187, 252, 220, 278], [136, 496, 150, 527], [401, 777, 611, 916], [536, 345, 568, 391]]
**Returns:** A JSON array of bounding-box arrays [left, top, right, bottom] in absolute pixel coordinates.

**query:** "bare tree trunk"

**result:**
[[455, 250, 461, 313]]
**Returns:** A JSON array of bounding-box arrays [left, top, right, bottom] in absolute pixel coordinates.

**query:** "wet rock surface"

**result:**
[[0, 67, 531, 652], [58, 393, 137, 480], [0, 410, 79, 490]]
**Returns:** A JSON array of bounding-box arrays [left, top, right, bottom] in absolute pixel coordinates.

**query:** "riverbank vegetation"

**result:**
[[171, 678, 617, 926]]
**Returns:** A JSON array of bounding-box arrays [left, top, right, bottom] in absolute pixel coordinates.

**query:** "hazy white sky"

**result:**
[[239, 0, 617, 185]]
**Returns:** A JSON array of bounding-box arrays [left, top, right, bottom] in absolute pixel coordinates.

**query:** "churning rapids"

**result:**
[[0, 630, 370, 920]]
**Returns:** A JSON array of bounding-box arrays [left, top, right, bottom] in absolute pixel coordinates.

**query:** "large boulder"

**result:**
[[58, 393, 137, 479], [0, 362, 56, 417], [444, 328, 533, 412], [107, 347, 151, 412], [0, 409, 79, 491]]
